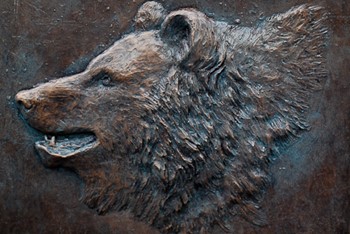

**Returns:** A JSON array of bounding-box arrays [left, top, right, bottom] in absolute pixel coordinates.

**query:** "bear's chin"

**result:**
[[35, 133, 99, 167]]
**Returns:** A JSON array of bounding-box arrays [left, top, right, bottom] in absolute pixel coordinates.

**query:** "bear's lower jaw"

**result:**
[[35, 133, 99, 167]]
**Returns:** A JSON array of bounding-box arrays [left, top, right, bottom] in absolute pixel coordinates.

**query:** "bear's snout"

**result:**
[[16, 89, 35, 112]]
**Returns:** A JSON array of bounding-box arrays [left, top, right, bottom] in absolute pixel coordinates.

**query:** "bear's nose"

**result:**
[[15, 91, 34, 110]]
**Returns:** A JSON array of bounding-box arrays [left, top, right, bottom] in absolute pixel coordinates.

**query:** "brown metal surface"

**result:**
[[0, 0, 349, 233]]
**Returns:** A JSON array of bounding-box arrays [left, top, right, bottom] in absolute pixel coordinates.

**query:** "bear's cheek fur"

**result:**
[[92, 94, 156, 154]]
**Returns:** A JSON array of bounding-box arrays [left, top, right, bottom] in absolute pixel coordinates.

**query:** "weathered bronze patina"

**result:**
[[14, 2, 329, 233], [1, 0, 348, 231]]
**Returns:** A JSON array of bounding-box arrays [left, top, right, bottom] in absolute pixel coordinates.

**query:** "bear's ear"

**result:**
[[134, 1, 166, 31], [160, 9, 220, 70]]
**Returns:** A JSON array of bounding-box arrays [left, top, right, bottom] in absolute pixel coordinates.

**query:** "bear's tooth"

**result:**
[[49, 136, 56, 147]]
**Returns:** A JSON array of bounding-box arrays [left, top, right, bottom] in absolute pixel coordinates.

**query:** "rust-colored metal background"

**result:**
[[0, 0, 349, 233]]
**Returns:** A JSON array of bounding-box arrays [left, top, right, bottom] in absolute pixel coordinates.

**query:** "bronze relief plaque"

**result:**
[[2, 0, 349, 233]]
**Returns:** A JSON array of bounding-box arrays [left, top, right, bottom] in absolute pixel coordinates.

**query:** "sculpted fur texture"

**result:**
[[16, 2, 328, 233]]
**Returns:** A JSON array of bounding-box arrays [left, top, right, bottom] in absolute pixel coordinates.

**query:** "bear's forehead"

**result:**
[[87, 31, 172, 79]]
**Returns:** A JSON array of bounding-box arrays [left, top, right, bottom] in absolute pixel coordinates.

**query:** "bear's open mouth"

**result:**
[[35, 133, 99, 159]]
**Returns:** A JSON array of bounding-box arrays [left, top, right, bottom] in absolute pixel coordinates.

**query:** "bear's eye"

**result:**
[[101, 74, 112, 87], [92, 71, 114, 87]]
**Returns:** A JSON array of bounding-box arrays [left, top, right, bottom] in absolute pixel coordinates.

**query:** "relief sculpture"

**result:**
[[15, 2, 328, 233]]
